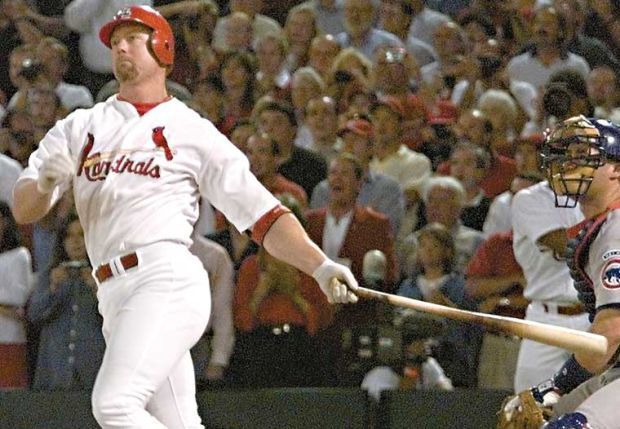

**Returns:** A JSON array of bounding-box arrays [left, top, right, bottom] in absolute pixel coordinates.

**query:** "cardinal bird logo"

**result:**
[[152, 126, 173, 161]]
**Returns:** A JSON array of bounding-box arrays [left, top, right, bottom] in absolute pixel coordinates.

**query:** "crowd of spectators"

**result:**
[[0, 0, 619, 397]]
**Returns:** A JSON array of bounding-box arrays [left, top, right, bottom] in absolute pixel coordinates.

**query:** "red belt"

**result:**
[[95, 252, 139, 283], [542, 303, 585, 316]]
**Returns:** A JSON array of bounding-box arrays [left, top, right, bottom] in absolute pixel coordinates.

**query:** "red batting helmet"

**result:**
[[99, 5, 174, 66]]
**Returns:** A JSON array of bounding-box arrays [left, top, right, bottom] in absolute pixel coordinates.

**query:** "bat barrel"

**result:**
[[354, 286, 608, 357]]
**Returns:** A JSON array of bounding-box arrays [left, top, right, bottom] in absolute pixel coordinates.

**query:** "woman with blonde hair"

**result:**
[[255, 32, 292, 101], [290, 67, 326, 149], [327, 47, 372, 114], [284, 4, 320, 71], [477, 88, 522, 157], [232, 195, 331, 387]]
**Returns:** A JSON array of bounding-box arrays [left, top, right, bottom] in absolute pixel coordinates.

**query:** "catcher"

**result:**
[[498, 116, 620, 428]]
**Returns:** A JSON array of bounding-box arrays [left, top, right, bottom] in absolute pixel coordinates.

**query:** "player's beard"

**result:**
[[114, 59, 139, 83]]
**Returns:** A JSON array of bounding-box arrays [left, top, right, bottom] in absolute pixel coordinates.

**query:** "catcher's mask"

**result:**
[[540, 116, 606, 208]]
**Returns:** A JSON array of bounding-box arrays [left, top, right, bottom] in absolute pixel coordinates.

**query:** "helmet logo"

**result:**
[[116, 7, 132, 20], [102, 5, 174, 65]]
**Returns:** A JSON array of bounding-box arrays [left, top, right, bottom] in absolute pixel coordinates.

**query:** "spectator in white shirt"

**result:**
[[35, 37, 93, 111], [336, 0, 405, 60], [300, 0, 345, 36], [0, 152, 23, 207], [406, 0, 452, 47], [211, 0, 282, 53], [190, 236, 235, 384], [368, 95, 432, 205], [377, 0, 436, 67], [505, 6, 590, 92]]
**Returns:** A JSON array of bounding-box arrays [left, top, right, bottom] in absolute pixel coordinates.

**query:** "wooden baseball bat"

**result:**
[[354, 285, 608, 357]]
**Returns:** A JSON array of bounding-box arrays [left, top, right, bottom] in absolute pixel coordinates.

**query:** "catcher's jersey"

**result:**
[[587, 209, 620, 309], [512, 181, 584, 302], [18, 96, 279, 266]]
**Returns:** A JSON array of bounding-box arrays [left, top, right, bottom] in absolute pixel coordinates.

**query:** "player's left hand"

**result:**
[[312, 259, 359, 304]]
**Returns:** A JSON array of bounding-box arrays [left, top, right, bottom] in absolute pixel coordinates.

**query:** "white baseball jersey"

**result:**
[[18, 96, 280, 267], [512, 182, 584, 302]]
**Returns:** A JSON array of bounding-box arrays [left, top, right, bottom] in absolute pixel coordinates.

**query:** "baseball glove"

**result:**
[[497, 390, 553, 429]]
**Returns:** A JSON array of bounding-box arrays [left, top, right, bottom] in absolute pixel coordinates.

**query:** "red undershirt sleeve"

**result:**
[[251, 204, 291, 245]]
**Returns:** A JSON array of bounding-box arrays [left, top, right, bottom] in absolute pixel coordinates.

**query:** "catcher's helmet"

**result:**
[[541, 116, 620, 207], [593, 118, 620, 162], [99, 6, 174, 66]]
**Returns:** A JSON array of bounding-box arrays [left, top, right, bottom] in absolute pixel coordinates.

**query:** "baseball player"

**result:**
[[499, 116, 620, 428], [511, 170, 588, 392], [11, 6, 358, 429]]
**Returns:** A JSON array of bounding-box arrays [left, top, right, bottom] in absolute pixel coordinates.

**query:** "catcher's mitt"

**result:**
[[497, 390, 553, 429]]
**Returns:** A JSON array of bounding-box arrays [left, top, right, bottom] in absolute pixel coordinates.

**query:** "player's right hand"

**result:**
[[530, 379, 562, 408], [37, 151, 75, 194], [312, 259, 359, 304]]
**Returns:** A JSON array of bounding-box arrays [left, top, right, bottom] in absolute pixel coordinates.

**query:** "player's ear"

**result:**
[[610, 162, 620, 180]]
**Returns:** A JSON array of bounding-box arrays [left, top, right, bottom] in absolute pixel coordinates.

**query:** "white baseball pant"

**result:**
[[513, 302, 590, 392], [91, 242, 211, 428]]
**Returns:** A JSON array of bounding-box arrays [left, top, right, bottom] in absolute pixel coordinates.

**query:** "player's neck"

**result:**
[[581, 191, 620, 218], [118, 80, 169, 104]]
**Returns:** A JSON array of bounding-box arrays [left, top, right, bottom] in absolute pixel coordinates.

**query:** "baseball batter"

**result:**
[[11, 6, 358, 429], [499, 117, 620, 428]]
